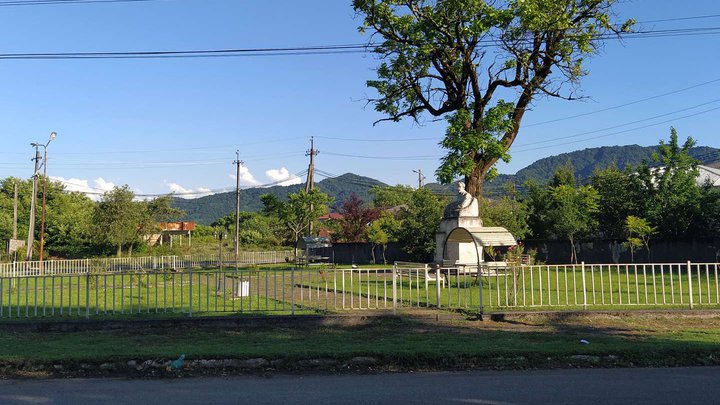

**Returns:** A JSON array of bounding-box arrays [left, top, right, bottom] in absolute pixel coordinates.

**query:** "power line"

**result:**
[[513, 106, 720, 154], [0, 0, 166, 7], [0, 27, 718, 60], [524, 77, 720, 127], [516, 98, 720, 148], [324, 151, 441, 161]]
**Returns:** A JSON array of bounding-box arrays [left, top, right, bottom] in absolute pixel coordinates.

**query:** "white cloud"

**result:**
[[228, 166, 261, 186], [164, 180, 213, 199], [266, 167, 302, 186], [51, 176, 116, 201]]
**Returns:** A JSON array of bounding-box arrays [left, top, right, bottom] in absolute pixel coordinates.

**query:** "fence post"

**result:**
[[392, 264, 397, 316], [188, 269, 193, 317], [85, 265, 91, 319], [687, 261, 694, 310], [581, 262, 588, 310], [435, 265, 441, 308], [291, 268, 295, 315]]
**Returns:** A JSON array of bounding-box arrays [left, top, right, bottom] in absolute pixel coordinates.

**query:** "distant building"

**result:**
[[146, 222, 196, 247], [698, 165, 720, 187]]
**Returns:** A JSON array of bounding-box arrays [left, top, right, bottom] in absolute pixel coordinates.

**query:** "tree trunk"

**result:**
[[382, 244, 387, 265], [569, 236, 576, 264], [370, 243, 376, 265], [117, 245, 122, 258]]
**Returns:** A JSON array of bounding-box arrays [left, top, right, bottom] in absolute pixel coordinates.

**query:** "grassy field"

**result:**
[[0, 312, 718, 374]]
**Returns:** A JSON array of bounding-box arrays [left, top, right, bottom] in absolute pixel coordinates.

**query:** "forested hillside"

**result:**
[[173, 173, 386, 225]]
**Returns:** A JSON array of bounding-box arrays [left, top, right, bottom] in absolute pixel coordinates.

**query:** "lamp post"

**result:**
[[38, 132, 57, 274]]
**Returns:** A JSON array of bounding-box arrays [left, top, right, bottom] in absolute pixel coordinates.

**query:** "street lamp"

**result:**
[[38, 132, 57, 274]]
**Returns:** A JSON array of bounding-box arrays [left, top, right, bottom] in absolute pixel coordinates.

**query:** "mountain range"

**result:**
[[174, 144, 720, 225]]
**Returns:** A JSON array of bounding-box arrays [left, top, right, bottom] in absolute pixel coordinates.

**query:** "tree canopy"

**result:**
[[354, 0, 633, 196]]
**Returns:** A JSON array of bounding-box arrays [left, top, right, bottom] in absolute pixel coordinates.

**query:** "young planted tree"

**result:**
[[624, 215, 656, 263], [544, 184, 599, 263], [354, 0, 633, 196], [366, 212, 401, 264], [261, 190, 333, 258]]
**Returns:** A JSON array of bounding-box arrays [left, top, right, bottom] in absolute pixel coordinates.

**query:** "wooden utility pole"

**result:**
[[12, 181, 18, 240], [233, 150, 243, 262], [26, 145, 41, 261], [413, 169, 425, 189], [305, 137, 318, 235]]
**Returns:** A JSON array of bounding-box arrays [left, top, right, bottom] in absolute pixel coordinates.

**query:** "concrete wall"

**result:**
[[523, 238, 720, 264], [329, 242, 414, 265]]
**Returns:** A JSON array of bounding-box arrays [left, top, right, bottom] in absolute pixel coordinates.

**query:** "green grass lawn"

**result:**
[[0, 312, 718, 369]]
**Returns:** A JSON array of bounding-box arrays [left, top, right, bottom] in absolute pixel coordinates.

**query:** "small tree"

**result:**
[[366, 212, 401, 264], [93, 186, 145, 257], [338, 193, 380, 242], [261, 190, 333, 259], [545, 184, 599, 264], [625, 215, 656, 263]]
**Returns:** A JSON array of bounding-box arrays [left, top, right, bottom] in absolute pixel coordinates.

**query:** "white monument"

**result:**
[[434, 182, 483, 264]]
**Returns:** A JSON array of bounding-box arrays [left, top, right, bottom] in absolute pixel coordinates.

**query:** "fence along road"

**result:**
[[0, 251, 292, 278], [0, 261, 718, 320]]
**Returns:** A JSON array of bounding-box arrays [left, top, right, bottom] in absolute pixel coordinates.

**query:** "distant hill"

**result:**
[[428, 144, 720, 195], [175, 145, 720, 224], [174, 173, 386, 225]]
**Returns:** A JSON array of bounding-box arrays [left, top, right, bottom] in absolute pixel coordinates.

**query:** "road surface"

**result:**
[[0, 367, 718, 404]]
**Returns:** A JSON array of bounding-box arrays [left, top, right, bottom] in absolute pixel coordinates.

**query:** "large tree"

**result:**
[[354, 0, 633, 196]]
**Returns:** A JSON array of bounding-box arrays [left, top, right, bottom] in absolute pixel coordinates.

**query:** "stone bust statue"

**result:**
[[442, 181, 479, 218]]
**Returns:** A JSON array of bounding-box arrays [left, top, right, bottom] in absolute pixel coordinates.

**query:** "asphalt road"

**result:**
[[0, 367, 718, 404]]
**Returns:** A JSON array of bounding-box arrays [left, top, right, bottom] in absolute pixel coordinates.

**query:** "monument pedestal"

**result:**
[[434, 215, 484, 264]]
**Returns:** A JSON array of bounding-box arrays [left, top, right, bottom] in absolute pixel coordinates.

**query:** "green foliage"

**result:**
[[591, 164, 644, 238], [355, 0, 632, 195], [638, 128, 701, 238], [480, 195, 531, 240], [370, 184, 415, 208], [261, 190, 333, 253], [527, 165, 598, 262], [395, 188, 445, 262], [92, 185, 146, 257], [624, 215, 656, 262], [366, 212, 401, 264]]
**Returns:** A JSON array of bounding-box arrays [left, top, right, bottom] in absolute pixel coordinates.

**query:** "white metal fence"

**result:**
[[0, 251, 293, 278], [0, 261, 718, 320]]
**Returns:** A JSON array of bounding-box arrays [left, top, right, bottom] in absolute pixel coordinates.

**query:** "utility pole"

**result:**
[[233, 150, 243, 263], [39, 132, 57, 274], [412, 169, 426, 189], [305, 137, 319, 235], [26, 144, 41, 261], [12, 181, 18, 240]]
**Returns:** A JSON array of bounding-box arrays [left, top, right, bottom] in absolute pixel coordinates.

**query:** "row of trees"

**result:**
[[0, 180, 184, 259], [483, 129, 720, 262]]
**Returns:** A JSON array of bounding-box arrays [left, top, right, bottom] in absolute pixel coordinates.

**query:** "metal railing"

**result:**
[[0, 251, 293, 277], [0, 262, 717, 320], [0, 267, 391, 320], [393, 261, 720, 312]]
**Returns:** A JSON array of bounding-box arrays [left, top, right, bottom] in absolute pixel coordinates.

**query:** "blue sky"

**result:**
[[0, 0, 718, 198]]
